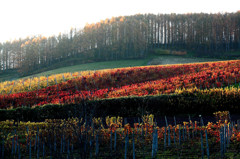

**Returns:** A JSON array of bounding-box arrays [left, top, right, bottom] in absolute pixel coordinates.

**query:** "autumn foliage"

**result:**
[[1, 60, 240, 109]]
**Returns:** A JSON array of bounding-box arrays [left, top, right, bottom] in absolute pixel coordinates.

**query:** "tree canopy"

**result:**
[[0, 12, 240, 75]]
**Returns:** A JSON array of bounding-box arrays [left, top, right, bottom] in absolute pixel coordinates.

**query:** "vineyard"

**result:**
[[1, 60, 240, 158], [1, 60, 240, 109], [1, 113, 240, 158]]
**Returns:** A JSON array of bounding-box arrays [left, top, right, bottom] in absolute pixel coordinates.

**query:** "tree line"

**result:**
[[0, 12, 240, 75]]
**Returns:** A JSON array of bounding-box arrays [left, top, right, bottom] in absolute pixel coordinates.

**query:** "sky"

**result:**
[[0, 0, 239, 43]]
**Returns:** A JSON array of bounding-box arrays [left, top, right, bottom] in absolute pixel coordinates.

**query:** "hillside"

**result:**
[[1, 59, 240, 109], [0, 12, 240, 75], [0, 52, 230, 82], [2, 58, 240, 158], [25, 58, 150, 78], [27, 53, 228, 78], [2, 2, 240, 158]]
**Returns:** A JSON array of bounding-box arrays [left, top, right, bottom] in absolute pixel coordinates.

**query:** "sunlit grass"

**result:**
[[24, 58, 150, 78]]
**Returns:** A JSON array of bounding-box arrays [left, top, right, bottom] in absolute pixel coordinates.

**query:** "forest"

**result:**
[[0, 12, 240, 75]]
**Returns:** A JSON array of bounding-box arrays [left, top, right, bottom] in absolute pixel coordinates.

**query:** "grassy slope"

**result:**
[[2, 49, 240, 81], [24, 58, 150, 78], [0, 57, 152, 82]]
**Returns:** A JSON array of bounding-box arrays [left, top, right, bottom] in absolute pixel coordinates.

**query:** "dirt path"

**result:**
[[148, 56, 224, 65]]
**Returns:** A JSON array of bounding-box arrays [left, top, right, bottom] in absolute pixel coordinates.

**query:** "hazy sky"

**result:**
[[0, 0, 239, 43]]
